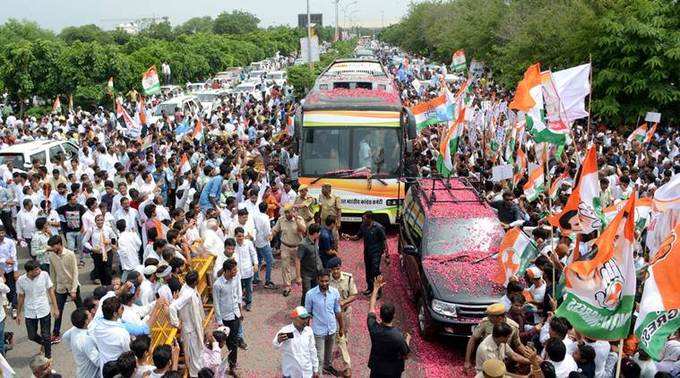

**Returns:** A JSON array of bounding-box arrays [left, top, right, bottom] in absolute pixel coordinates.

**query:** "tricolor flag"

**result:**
[[142, 66, 161, 95], [410, 95, 450, 132], [645, 174, 680, 254], [603, 197, 652, 231], [549, 146, 602, 235], [179, 153, 192, 175], [549, 172, 571, 199], [450, 49, 466, 72], [494, 227, 539, 286], [513, 147, 527, 186], [107, 77, 114, 92], [136, 95, 148, 126], [645, 123, 657, 143], [435, 108, 465, 177], [192, 119, 204, 141], [523, 165, 545, 202], [556, 193, 637, 340], [627, 123, 648, 143], [51, 96, 61, 113], [635, 223, 680, 360]]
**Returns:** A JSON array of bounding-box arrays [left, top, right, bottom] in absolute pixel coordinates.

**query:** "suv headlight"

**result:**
[[431, 299, 457, 318]]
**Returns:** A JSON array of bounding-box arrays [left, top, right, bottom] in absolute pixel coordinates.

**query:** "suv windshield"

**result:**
[[300, 127, 401, 177], [423, 217, 504, 257], [155, 103, 178, 116], [0, 153, 25, 167], [197, 93, 218, 102]]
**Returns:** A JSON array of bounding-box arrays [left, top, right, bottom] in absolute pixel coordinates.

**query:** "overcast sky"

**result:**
[[1, 0, 411, 32]]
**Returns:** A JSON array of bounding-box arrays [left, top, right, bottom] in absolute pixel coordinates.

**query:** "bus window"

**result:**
[[301, 128, 350, 175]]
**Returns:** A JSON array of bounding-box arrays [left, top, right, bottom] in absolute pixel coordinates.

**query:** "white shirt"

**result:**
[[202, 228, 224, 257], [273, 324, 318, 378], [115, 208, 140, 233], [63, 326, 101, 378], [253, 211, 272, 249], [549, 354, 578, 378], [90, 317, 131, 369], [587, 340, 611, 378], [16, 206, 39, 241], [139, 279, 156, 307], [16, 271, 53, 319], [235, 240, 258, 279], [0, 238, 17, 273], [117, 231, 142, 271]]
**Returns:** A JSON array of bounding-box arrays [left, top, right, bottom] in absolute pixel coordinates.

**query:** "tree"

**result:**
[[0, 41, 37, 114], [141, 21, 175, 41], [0, 19, 55, 43], [213, 10, 260, 35], [59, 24, 112, 44], [175, 17, 214, 35]]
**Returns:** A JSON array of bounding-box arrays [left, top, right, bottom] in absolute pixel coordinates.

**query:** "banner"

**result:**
[[142, 66, 161, 95]]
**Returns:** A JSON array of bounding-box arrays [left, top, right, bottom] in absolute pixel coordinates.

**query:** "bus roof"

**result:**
[[302, 88, 402, 111]]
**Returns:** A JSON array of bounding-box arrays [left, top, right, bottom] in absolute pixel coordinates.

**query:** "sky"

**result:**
[[0, 0, 412, 32]]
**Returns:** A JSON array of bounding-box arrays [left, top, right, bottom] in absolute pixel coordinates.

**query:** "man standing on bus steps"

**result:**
[[294, 185, 316, 226]]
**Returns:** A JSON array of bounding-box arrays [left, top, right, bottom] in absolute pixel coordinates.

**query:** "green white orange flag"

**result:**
[[142, 66, 161, 95], [513, 147, 527, 186], [549, 146, 603, 235], [524, 165, 545, 202], [635, 223, 680, 360], [436, 108, 466, 177], [494, 227, 539, 286], [451, 49, 466, 72], [51, 96, 61, 113], [549, 172, 571, 199], [645, 123, 657, 143], [192, 119, 204, 141], [603, 197, 652, 231], [411, 95, 449, 132], [627, 123, 648, 143], [556, 193, 637, 340]]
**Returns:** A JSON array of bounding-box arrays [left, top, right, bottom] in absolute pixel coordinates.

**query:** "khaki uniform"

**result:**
[[272, 215, 306, 287], [475, 334, 513, 373], [472, 317, 522, 351], [319, 192, 341, 242], [294, 195, 316, 225], [330, 271, 358, 369]]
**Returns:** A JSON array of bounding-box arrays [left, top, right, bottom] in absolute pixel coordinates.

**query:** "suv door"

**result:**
[[49, 145, 65, 167], [401, 189, 424, 295]]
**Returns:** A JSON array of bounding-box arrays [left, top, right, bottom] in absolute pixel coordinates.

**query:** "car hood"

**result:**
[[422, 251, 504, 304]]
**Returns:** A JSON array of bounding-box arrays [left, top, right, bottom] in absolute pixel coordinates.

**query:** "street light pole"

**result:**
[[307, 0, 312, 68], [334, 0, 340, 41]]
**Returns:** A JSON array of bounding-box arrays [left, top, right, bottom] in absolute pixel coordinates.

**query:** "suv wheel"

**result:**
[[417, 297, 436, 340]]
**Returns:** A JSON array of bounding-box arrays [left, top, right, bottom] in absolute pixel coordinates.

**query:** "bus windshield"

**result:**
[[301, 127, 401, 177]]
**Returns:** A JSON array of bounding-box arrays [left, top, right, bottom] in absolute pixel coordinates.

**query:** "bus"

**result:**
[[296, 64, 415, 224]]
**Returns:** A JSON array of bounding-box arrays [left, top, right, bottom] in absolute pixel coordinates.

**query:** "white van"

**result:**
[[153, 95, 203, 122], [0, 140, 79, 172]]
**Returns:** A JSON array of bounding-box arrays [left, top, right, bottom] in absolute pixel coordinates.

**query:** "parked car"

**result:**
[[194, 90, 229, 115], [399, 177, 505, 338], [231, 82, 264, 102], [268, 70, 288, 87], [152, 95, 203, 123], [0, 140, 79, 172]]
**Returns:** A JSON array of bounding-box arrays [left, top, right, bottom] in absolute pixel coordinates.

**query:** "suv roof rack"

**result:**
[[409, 175, 484, 207]]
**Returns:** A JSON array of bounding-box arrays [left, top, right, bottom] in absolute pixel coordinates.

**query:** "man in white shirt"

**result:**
[[202, 218, 225, 258], [234, 227, 258, 312], [91, 296, 131, 369], [16, 259, 59, 358], [63, 308, 100, 378], [212, 259, 243, 376], [114, 197, 140, 233], [16, 198, 39, 250], [116, 219, 142, 281], [546, 337, 578, 378], [273, 306, 318, 378], [252, 202, 275, 288], [0, 226, 19, 312], [169, 270, 204, 377]]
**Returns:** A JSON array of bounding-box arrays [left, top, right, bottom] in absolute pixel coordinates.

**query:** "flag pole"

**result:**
[[585, 54, 593, 142], [615, 338, 624, 378]]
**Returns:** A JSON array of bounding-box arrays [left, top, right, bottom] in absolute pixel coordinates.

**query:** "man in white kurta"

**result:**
[[169, 271, 205, 377]]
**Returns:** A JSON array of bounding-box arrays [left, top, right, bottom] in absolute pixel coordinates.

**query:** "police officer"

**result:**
[[464, 303, 525, 374], [328, 257, 358, 377]]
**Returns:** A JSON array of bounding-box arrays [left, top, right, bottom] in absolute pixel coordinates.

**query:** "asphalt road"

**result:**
[[6, 232, 471, 377]]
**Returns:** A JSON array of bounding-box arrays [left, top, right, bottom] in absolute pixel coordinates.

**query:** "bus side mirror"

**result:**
[[404, 108, 417, 140]]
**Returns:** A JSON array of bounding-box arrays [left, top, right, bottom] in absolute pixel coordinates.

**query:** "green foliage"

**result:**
[[140, 21, 175, 41], [380, 0, 680, 124], [59, 24, 113, 44], [0, 19, 56, 43], [213, 10, 260, 35], [175, 17, 214, 35], [25, 105, 51, 118]]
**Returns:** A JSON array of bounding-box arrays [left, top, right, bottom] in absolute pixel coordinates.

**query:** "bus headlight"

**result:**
[[386, 199, 402, 206], [432, 299, 457, 318]]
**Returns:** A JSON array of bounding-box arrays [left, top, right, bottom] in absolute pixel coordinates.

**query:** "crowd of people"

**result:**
[[0, 38, 675, 378]]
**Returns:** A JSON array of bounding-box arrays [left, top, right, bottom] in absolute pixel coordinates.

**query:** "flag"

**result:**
[[179, 153, 192, 175], [192, 119, 203, 141], [645, 123, 657, 143], [51, 96, 61, 113], [549, 146, 603, 234], [67, 94, 73, 113], [524, 165, 545, 202], [556, 194, 637, 340], [411, 95, 449, 132], [435, 108, 465, 177], [450, 49, 466, 72], [142, 66, 161, 95], [646, 174, 680, 255], [635, 223, 680, 360], [627, 123, 648, 143], [603, 197, 652, 231], [107, 77, 114, 92], [513, 147, 527, 186], [136, 95, 148, 125], [547, 63, 591, 122], [174, 120, 191, 136], [549, 172, 571, 199], [494, 227, 539, 286]]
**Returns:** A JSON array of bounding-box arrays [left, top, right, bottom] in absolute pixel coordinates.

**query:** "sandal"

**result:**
[[282, 288, 291, 297]]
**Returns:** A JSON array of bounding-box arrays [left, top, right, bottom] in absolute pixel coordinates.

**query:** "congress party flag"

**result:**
[[192, 119, 204, 141], [627, 123, 648, 143], [411, 95, 449, 132], [450, 49, 467, 72], [513, 147, 527, 186], [646, 174, 680, 255], [549, 172, 571, 199], [142, 66, 161, 95], [556, 194, 637, 340], [645, 123, 657, 143], [51, 96, 61, 113], [523, 165, 545, 202], [494, 227, 538, 286], [603, 197, 652, 231], [436, 108, 465, 177], [179, 153, 192, 175], [635, 223, 680, 360], [549, 146, 602, 234]]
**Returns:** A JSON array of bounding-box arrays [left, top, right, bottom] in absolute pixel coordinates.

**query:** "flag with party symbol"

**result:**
[[435, 108, 465, 177], [142, 66, 161, 95], [627, 123, 648, 143], [635, 223, 680, 360], [494, 227, 539, 286], [450, 49, 466, 72], [556, 193, 637, 340], [524, 165, 545, 202]]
